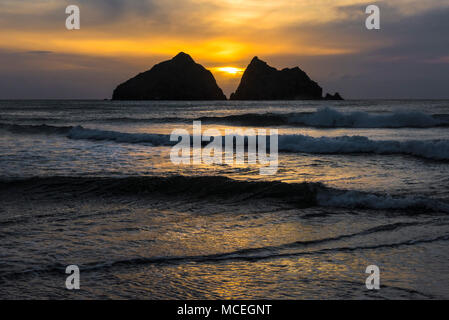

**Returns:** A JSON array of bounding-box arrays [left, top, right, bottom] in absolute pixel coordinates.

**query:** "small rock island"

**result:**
[[230, 57, 342, 100], [112, 52, 226, 100], [325, 92, 344, 100]]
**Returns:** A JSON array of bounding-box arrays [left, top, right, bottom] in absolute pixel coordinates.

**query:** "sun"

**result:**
[[211, 67, 245, 75]]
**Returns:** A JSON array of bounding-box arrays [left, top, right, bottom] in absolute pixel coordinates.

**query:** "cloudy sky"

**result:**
[[0, 0, 448, 99]]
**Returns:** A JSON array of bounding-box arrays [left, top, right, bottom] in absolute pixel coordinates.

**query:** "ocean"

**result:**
[[1, 99, 449, 299]]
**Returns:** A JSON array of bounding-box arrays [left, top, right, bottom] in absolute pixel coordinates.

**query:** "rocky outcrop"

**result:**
[[230, 57, 323, 100], [324, 92, 343, 100], [112, 52, 226, 100]]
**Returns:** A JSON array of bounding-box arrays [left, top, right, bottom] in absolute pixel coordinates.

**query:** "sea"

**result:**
[[0, 99, 449, 299]]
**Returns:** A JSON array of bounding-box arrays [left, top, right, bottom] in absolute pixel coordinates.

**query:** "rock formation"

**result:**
[[324, 92, 344, 100], [112, 52, 226, 100], [230, 57, 323, 100]]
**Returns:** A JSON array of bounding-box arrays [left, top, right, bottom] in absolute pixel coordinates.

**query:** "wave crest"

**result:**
[[67, 126, 170, 146], [201, 107, 448, 128], [289, 107, 444, 128], [1, 176, 448, 213], [278, 134, 449, 160], [2, 122, 449, 160]]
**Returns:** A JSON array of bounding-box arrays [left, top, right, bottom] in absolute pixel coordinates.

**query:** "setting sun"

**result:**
[[212, 67, 245, 75]]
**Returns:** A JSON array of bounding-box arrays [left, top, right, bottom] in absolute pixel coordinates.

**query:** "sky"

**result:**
[[0, 0, 448, 99]]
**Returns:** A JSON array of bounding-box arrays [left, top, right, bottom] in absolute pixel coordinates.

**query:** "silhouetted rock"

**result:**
[[112, 52, 226, 100], [230, 57, 323, 100], [324, 92, 343, 100]]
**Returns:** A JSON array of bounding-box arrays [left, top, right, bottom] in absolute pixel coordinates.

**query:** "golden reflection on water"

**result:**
[[126, 144, 370, 189], [113, 121, 416, 197]]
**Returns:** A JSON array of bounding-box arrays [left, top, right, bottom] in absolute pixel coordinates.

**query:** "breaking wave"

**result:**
[[2, 122, 449, 160], [3, 108, 447, 128], [0, 123, 172, 146], [278, 134, 449, 160], [288, 107, 446, 128], [1, 175, 448, 213], [200, 107, 449, 128]]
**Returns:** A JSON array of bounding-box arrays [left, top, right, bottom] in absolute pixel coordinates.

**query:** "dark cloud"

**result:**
[[76, 0, 158, 23], [0, 0, 159, 30], [264, 3, 449, 98], [0, 49, 160, 99], [26, 50, 53, 54]]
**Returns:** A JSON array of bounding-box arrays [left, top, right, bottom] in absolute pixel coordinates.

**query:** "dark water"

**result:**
[[1, 100, 449, 299]]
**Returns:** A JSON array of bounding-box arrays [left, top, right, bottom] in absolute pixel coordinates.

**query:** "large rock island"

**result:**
[[112, 52, 226, 100], [230, 57, 339, 100]]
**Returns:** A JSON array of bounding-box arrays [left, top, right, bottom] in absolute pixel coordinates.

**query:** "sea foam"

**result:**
[[2, 123, 449, 160], [278, 134, 449, 160], [201, 107, 447, 128], [317, 189, 449, 213], [288, 107, 443, 128]]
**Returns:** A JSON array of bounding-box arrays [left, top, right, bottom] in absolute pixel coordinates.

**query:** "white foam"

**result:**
[[278, 134, 449, 160], [65, 126, 449, 160], [289, 107, 443, 128]]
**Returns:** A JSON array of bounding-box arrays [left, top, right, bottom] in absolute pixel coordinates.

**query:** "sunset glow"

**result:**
[[211, 67, 245, 75]]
